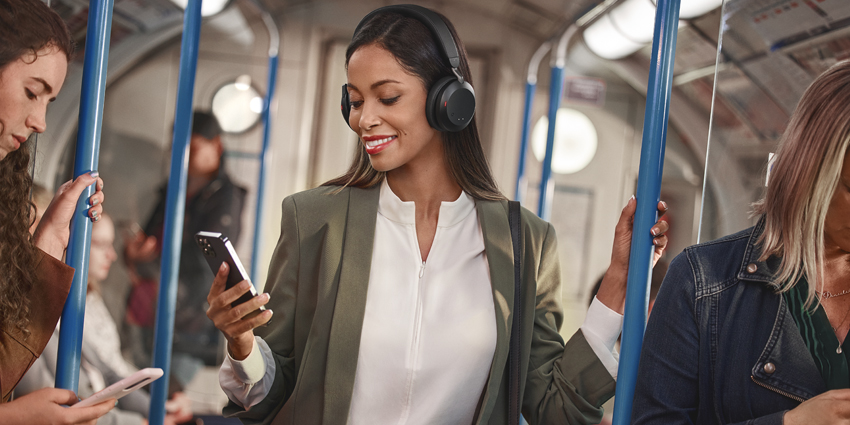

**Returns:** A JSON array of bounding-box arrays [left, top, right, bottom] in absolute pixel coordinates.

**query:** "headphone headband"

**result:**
[[352, 4, 460, 69]]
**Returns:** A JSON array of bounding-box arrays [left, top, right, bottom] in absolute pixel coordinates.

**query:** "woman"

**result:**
[[632, 61, 850, 424], [0, 0, 113, 422], [207, 5, 669, 424]]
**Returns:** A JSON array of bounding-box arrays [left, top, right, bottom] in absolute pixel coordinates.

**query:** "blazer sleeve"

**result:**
[[222, 195, 300, 424], [522, 223, 616, 425]]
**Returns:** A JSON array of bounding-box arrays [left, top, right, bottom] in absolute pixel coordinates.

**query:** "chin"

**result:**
[[368, 157, 398, 173]]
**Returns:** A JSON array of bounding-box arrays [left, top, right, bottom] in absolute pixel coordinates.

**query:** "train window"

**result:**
[[530, 108, 598, 174], [211, 76, 264, 134]]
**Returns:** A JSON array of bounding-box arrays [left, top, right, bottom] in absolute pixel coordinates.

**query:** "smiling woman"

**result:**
[[0, 0, 115, 423], [207, 5, 670, 425]]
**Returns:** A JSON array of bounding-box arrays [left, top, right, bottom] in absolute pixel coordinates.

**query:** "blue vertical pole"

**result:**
[[514, 81, 535, 202], [611, 0, 680, 423], [148, 0, 203, 421], [250, 54, 278, 282], [536, 65, 565, 221], [56, 0, 114, 392]]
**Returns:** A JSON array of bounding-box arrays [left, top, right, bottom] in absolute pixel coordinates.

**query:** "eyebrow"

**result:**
[[347, 79, 402, 92], [31, 77, 54, 95]]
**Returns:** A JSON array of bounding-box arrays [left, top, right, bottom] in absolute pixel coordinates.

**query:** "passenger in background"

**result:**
[[0, 0, 112, 422], [207, 5, 669, 424], [633, 60, 850, 424], [17, 213, 194, 425], [123, 110, 247, 386], [28, 183, 53, 234]]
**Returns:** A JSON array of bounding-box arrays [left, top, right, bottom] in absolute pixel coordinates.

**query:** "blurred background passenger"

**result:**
[[28, 183, 52, 234], [123, 110, 247, 386], [0, 0, 111, 422], [633, 60, 850, 424], [17, 213, 194, 425]]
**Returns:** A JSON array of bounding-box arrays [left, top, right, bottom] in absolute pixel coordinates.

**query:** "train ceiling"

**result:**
[[50, 0, 850, 158]]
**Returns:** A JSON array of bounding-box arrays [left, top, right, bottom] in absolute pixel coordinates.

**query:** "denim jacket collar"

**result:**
[[737, 217, 826, 402], [736, 218, 781, 286]]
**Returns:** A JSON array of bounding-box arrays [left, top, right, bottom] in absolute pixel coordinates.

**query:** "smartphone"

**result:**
[[195, 231, 265, 313], [72, 368, 163, 408]]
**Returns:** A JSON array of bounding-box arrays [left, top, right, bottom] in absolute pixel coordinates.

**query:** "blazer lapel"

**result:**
[[323, 185, 380, 423], [475, 199, 516, 424]]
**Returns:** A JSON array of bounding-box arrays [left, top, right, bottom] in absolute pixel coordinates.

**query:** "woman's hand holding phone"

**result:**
[[206, 262, 273, 360], [0, 387, 115, 425]]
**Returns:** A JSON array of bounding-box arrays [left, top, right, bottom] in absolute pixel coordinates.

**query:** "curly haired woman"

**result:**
[[0, 0, 114, 423]]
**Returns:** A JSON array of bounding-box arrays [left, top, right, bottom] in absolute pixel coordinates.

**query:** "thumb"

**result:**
[[42, 387, 80, 405]]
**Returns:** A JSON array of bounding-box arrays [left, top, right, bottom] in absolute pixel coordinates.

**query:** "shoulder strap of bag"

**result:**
[[508, 200, 522, 425]]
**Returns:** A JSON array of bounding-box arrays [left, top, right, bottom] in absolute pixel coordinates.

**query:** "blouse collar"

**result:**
[[378, 178, 475, 227]]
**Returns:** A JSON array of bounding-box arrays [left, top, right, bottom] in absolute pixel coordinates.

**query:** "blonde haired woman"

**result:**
[[632, 60, 850, 424]]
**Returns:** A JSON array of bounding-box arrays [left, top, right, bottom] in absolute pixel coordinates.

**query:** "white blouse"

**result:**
[[219, 181, 623, 422]]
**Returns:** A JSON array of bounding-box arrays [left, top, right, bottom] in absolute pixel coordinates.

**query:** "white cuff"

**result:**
[[219, 336, 275, 409], [228, 338, 266, 384], [580, 296, 623, 379]]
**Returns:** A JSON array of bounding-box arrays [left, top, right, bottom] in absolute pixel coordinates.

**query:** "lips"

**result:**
[[12, 135, 26, 149], [362, 135, 397, 155]]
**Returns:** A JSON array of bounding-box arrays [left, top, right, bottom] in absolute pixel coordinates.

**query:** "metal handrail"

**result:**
[[611, 0, 681, 422], [56, 0, 114, 392], [147, 0, 203, 421]]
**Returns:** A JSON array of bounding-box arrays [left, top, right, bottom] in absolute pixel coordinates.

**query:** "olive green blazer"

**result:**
[[224, 185, 615, 424]]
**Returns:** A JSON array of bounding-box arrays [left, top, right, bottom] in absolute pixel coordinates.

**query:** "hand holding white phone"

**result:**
[[72, 368, 163, 408]]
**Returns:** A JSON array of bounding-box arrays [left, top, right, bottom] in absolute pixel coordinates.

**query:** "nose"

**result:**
[[26, 104, 48, 134], [358, 100, 381, 131], [108, 247, 118, 262]]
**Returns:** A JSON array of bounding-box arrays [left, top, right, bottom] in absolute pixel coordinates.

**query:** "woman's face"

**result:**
[[346, 44, 442, 173], [824, 152, 850, 254], [0, 47, 68, 160], [88, 215, 117, 283]]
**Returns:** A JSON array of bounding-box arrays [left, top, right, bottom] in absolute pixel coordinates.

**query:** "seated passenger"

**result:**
[[123, 111, 247, 385], [16, 213, 194, 425], [206, 5, 670, 424], [632, 60, 850, 424]]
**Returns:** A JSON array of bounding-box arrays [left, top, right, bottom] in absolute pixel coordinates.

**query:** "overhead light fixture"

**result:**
[[583, 0, 723, 60], [680, 0, 723, 19], [169, 0, 230, 17], [532, 108, 598, 174], [584, 14, 646, 60]]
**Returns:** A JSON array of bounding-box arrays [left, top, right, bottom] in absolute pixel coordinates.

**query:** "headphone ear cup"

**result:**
[[427, 77, 475, 132], [341, 84, 351, 128]]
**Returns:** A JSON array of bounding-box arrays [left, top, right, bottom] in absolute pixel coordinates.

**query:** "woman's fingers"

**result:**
[[67, 398, 117, 423], [207, 263, 229, 304], [224, 309, 273, 336], [650, 219, 669, 238]]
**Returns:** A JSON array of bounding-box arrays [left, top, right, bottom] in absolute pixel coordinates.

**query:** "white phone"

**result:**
[[71, 368, 163, 408]]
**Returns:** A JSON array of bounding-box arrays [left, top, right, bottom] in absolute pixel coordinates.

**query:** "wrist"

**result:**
[[227, 335, 254, 361], [596, 267, 628, 314], [33, 230, 66, 261]]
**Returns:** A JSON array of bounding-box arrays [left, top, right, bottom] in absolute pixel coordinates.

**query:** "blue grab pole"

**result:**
[[536, 65, 565, 220], [250, 54, 278, 282], [55, 0, 114, 392], [148, 0, 203, 421], [514, 81, 535, 202], [611, 0, 680, 423]]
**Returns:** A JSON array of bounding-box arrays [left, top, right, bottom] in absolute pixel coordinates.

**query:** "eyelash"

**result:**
[[25, 89, 36, 100], [350, 96, 400, 109]]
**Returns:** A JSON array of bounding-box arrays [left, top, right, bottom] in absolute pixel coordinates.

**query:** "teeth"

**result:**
[[365, 136, 395, 148]]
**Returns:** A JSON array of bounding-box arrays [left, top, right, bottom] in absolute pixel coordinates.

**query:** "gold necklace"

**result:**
[[825, 298, 850, 354], [818, 288, 850, 299]]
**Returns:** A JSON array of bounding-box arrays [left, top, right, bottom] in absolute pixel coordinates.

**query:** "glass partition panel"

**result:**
[[699, 0, 850, 242]]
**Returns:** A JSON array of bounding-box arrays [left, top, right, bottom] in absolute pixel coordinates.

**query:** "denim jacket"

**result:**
[[632, 218, 827, 424]]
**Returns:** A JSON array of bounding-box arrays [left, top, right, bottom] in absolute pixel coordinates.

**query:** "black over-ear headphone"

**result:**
[[340, 4, 476, 132]]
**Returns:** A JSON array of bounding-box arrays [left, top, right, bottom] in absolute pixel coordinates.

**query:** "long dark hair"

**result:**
[[323, 10, 505, 201], [0, 0, 74, 335]]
